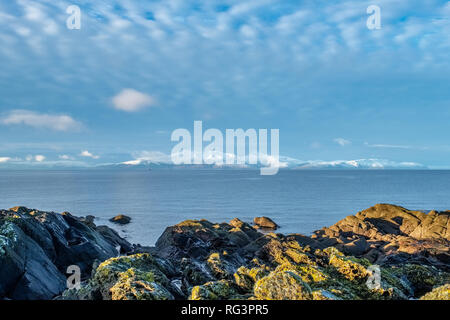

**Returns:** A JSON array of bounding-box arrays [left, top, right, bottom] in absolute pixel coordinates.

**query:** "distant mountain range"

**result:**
[[0, 157, 427, 170], [97, 158, 427, 170]]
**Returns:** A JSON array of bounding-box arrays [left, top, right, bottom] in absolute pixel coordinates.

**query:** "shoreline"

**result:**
[[1, 204, 449, 300]]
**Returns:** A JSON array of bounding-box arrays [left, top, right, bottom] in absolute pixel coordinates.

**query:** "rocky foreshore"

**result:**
[[1, 204, 449, 300]]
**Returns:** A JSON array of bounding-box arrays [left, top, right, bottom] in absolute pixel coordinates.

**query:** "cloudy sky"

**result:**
[[0, 0, 449, 168]]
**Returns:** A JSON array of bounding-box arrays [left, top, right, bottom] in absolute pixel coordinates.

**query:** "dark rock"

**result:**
[[253, 217, 279, 230], [0, 207, 132, 300], [109, 215, 131, 225]]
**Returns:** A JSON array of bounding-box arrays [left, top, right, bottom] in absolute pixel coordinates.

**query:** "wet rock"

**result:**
[[109, 215, 132, 225]]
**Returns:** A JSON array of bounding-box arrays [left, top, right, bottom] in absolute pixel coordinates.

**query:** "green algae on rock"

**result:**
[[254, 270, 313, 300], [420, 284, 450, 300]]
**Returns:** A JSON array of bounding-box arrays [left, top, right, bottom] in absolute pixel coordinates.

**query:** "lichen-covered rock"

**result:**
[[67, 253, 176, 300], [233, 266, 269, 291], [328, 253, 368, 281], [312, 289, 342, 300], [110, 268, 173, 300], [207, 252, 234, 279], [419, 284, 450, 300], [276, 263, 328, 283], [254, 270, 313, 300], [390, 264, 450, 297], [189, 280, 241, 300]]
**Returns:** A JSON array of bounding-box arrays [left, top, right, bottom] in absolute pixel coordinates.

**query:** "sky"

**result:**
[[0, 0, 449, 168]]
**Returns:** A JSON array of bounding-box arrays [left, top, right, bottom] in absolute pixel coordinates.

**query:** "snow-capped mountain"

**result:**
[[290, 159, 426, 170], [110, 156, 426, 170]]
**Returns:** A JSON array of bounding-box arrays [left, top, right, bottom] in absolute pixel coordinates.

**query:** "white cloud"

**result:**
[[25, 154, 46, 162], [364, 142, 412, 149], [80, 150, 100, 159], [123, 151, 171, 165], [112, 89, 156, 112], [34, 155, 45, 162], [334, 138, 351, 146], [0, 110, 82, 131], [0, 157, 11, 163], [59, 154, 74, 160]]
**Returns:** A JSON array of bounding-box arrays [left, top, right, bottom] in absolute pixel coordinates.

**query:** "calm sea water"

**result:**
[[1, 169, 449, 245]]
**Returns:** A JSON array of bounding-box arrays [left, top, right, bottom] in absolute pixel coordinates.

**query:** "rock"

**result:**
[[233, 266, 269, 291], [64, 253, 176, 300], [254, 270, 313, 300], [419, 284, 450, 300], [253, 217, 279, 230], [0, 221, 66, 299], [3, 204, 450, 301], [109, 215, 132, 225], [313, 204, 450, 272], [0, 207, 132, 300], [189, 280, 241, 300], [96, 225, 133, 253]]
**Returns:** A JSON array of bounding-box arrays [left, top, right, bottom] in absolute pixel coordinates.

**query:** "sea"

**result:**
[[1, 169, 449, 245]]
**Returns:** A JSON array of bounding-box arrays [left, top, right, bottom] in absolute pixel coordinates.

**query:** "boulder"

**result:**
[[64, 253, 176, 300], [313, 204, 450, 271], [0, 207, 132, 300], [420, 284, 450, 300], [253, 217, 279, 230], [109, 215, 132, 225], [254, 270, 313, 300]]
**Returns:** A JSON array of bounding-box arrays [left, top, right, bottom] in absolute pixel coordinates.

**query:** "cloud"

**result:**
[[34, 155, 45, 162], [123, 151, 171, 165], [364, 142, 412, 149], [59, 154, 74, 160], [334, 138, 351, 146], [112, 89, 156, 112], [0, 110, 82, 131], [80, 150, 100, 159], [0, 157, 11, 163], [25, 154, 46, 162]]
